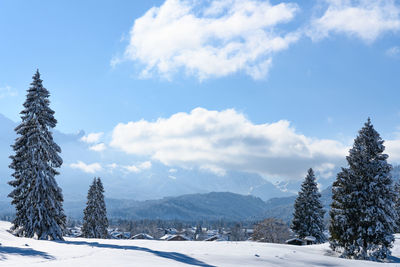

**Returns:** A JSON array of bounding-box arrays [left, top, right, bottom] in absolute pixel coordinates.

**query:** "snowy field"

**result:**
[[1, 221, 400, 267]]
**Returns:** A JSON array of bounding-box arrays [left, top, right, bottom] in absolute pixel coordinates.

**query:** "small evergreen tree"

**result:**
[[291, 168, 325, 243], [8, 70, 65, 240], [82, 177, 108, 238], [194, 223, 203, 240], [82, 178, 97, 238], [330, 118, 396, 261]]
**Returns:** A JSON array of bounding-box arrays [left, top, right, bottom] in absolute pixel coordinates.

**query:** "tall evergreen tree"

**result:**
[[393, 182, 400, 232], [330, 118, 396, 260], [82, 177, 108, 238], [95, 177, 108, 238], [291, 168, 326, 243], [8, 70, 65, 240]]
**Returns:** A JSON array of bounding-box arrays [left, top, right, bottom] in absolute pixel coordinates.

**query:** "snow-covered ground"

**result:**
[[1, 221, 400, 267]]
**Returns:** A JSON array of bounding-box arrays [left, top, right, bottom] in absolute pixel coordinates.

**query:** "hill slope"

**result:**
[[0, 220, 398, 266], [262, 186, 332, 222], [63, 192, 269, 221], [113, 192, 268, 221]]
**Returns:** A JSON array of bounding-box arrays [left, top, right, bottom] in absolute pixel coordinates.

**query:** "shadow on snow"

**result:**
[[57, 240, 216, 267], [0, 245, 55, 261], [387, 255, 400, 263]]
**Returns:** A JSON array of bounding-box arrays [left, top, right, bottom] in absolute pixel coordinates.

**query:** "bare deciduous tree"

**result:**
[[252, 218, 290, 244]]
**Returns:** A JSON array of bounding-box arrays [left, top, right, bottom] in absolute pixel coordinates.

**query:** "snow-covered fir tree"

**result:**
[[8, 70, 65, 240], [82, 178, 97, 238], [82, 177, 108, 238], [291, 168, 325, 243], [81, 178, 108, 238], [394, 182, 400, 232], [194, 223, 204, 240], [95, 177, 108, 238], [330, 118, 396, 261]]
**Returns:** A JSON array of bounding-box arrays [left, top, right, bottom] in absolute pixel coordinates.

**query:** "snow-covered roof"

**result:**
[[165, 228, 177, 234], [110, 232, 131, 239], [160, 234, 189, 241], [131, 233, 154, 240], [286, 238, 305, 244], [205, 235, 227, 241], [160, 234, 172, 240], [304, 236, 316, 242]]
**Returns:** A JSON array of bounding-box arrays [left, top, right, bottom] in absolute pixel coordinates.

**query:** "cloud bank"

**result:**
[[70, 109, 400, 182], [114, 0, 400, 80], [117, 0, 300, 80], [110, 107, 348, 181]]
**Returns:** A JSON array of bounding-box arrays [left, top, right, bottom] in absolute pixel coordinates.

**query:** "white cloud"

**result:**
[[314, 162, 335, 179], [123, 161, 152, 173], [124, 165, 140, 173], [81, 132, 104, 143], [139, 161, 152, 170], [308, 0, 400, 42], [386, 46, 400, 57], [116, 0, 300, 80], [110, 107, 348, 181], [107, 163, 118, 169], [70, 161, 102, 174], [0, 85, 17, 99], [385, 140, 400, 163], [89, 143, 107, 152]]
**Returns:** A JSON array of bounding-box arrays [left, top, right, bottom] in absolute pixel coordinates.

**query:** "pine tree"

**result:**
[[194, 223, 203, 240], [82, 177, 108, 238], [8, 70, 65, 240], [291, 168, 326, 243], [82, 178, 97, 238], [95, 177, 108, 238], [330, 118, 396, 261], [394, 182, 400, 232]]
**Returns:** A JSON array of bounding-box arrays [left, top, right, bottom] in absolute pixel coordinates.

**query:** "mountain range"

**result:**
[[0, 113, 398, 222], [63, 187, 330, 222]]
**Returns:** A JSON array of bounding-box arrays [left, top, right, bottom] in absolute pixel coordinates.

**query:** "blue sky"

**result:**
[[1, 0, 400, 185]]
